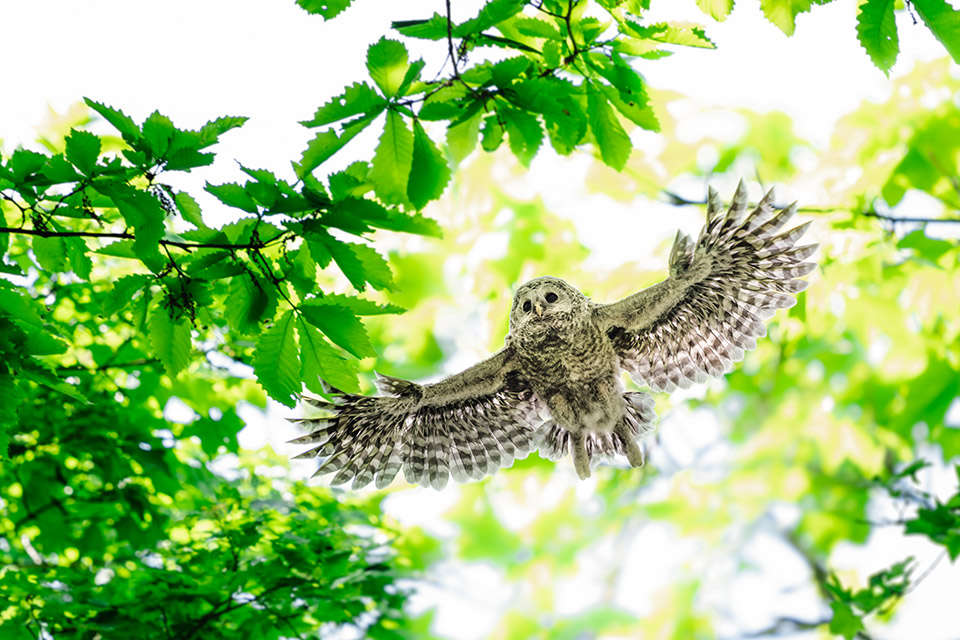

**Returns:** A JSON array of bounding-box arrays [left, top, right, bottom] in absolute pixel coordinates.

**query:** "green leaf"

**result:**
[[225, 272, 276, 334], [510, 78, 588, 155], [252, 310, 301, 407], [829, 601, 865, 640], [857, 0, 899, 74], [542, 40, 563, 66], [148, 302, 192, 378], [65, 129, 101, 175], [455, 0, 526, 36], [301, 302, 376, 359], [295, 113, 379, 178], [142, 111, 175, 157], [330, 197, 442, 237], [367, 37, 410, 97], [481, 114, 505, 152], [9, 149, 46, 181], [447, 110, 483, 164], [392, 13, 449, 40], [102, 274, 151, 316], [623, 21, 716, 48], [759, 0, 812, 36], [301, 82, 387, 128], [114, 191, 167, 272], [501, 106, 544, 167], [174, 191, 206, 228], [196, 115, 248, 148], [297, 317, 361, 394], [65, 236, 92, 280], [84, 98, 141, 143], [587, 85, 632, 170], [41, 154, 81, 183], [204, 182, 259, 214], [407, 120, 452, 210], [295, 0, 355, 19], [32, 236, 68, 272], [311, 232, 394, 292], [307, 293, 404, 316], [696, 0, 734, 21], [510, 16, 562, 40], [912, 0, 960, 63], [369, 110, 414, 205], [599, 83, 660, 132], [0, 373, 19, 454]]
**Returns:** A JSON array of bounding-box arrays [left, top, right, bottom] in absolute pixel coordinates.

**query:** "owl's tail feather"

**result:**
[[536, 392, 656, 469]]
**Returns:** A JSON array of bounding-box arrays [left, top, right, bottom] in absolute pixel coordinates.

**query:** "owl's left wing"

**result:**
[[592, 182, 816, 392], [289, 347, 543, 490]]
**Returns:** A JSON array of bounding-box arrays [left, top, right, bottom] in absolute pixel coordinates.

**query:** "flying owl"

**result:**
[[289, 182, 816, 489]]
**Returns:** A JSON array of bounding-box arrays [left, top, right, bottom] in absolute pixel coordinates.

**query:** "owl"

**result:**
[[289, 182, 816, 489]]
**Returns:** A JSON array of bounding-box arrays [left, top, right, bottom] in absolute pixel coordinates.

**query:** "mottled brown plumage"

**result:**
[[289, 182, 816, 488]]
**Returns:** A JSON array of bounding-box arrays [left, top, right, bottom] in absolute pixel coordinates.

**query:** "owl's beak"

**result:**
[[535, 302, 544, 317]]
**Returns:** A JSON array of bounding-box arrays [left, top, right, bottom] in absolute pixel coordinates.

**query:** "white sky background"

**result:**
[[3, 1, 959, 638]]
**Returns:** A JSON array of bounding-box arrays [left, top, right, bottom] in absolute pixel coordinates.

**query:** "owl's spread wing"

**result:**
[[289, 348, 543, 490], [592, 182, 816, 392]]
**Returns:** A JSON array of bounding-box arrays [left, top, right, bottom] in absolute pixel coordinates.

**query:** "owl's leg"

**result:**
[[614, 419, 645, 468], [571, 432, 591, 480]]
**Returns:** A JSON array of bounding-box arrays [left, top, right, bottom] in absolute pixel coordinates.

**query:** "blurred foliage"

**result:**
[[2, 1, 960, 639]]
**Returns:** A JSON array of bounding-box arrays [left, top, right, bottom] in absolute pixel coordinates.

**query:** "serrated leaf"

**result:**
[[204, 182, 259, 213], [283, 246, 318, 299], [587, 86, 631, 170], [511, 78, 587, 155], [295, 113, 379, 178], [301, 302, 376, 359], [392, 14, 449, 40], [84, 98, 141, 143], [41, 154, 81, 183], [856, 0, 899, 74], [148, 302, 192, 377], [759, 0, 812, 36], [111, 190, 167, 272], [311, 232, 394, 292], [174, 191, 206, 228], [600, 83, 660, 132], [455, 0, 526, 36], [302, 82, 388, 128], [32, 236, 68, 272], [696, 0, 734, 21], [501, 106, 544, 167], [625, 21, 716, 48], [65, 129, 101, 175], [510, 16, 562, 40], [9, 149, 46, 181], [369, 110, 414, 205], [407, 120, 452, 209], [367, 37, 410, 97], [307, 293, 404, 316], [252, 310, 301, 407], [225, 272, 276, 334], [542, 40, 563, 66], [102, 274, 151, 316], [295, 0, 355, 19], [447, 110, 483, 164], [331, 197, 442, 237], [913, 0, 960, 63], [65, 236, 92, 280], [197, 115, 248, 148], [297, 317, 361, 394], [142, 111, 175, 157], [481, 115, 505, 152]]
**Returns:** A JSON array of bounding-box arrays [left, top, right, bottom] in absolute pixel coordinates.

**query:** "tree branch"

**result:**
[[0, 226, 294, 251]]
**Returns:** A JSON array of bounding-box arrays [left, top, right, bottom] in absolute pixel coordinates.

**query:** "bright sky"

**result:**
[[2, 1, 957, 638]]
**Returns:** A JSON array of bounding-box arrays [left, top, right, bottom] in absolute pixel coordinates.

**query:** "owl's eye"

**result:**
[[522, 300, 532, 312], [545, 292, 558, 303]]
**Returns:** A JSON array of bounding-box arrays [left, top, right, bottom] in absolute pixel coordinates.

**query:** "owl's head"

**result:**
[[509, 276, 588, 332]]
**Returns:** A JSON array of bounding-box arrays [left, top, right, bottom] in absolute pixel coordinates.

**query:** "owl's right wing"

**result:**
[[592, 182, 816, 392], [289, 347, 543, 490]]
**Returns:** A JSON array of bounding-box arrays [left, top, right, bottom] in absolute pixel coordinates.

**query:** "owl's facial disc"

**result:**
[[510, 277, 583, 331]]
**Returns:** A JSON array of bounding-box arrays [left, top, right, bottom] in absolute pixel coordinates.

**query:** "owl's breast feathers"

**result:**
[[511, 310, 623, 433]]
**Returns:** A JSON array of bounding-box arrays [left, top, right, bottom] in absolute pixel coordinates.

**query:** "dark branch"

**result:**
[[0, 226, 294, 250]]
